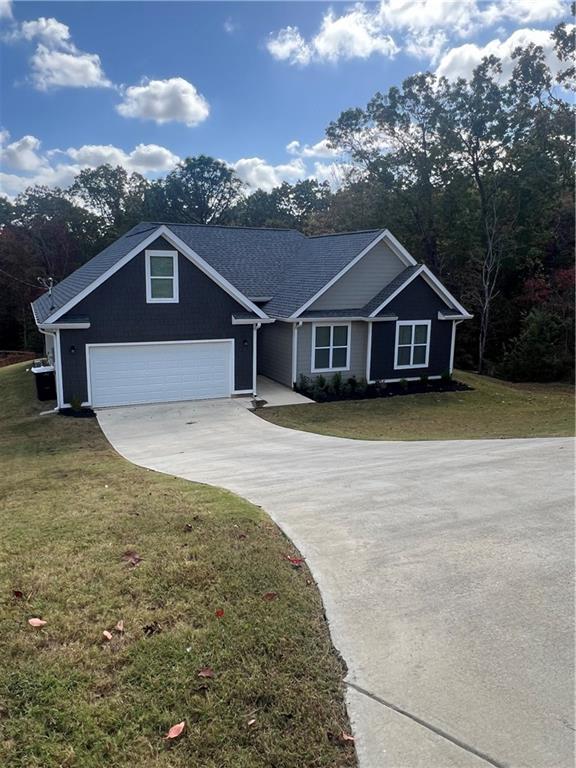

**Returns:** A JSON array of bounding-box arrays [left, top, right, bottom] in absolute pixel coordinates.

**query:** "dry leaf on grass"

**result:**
[[247, 718, 257, 727], [215, 609, 224, 618], [340, 731, 355, 743], [115, 620, 124, 633], [285, 555, 305, 567], [197, 667, 214, 679], [27, 617, 47, 628], [121, 550, 142, 567], [102, 630, 113, 641], [164, 721, 185, 739], [262, 591, 278, 601], [12, 590, 24, 600]]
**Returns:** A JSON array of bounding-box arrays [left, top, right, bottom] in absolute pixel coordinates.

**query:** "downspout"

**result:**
[[252, 322, 261, 397], [450, 319, 463, 375], [291, 320, 303, 389], [366, 321, 373, 383], [38, 327, 61, 411]]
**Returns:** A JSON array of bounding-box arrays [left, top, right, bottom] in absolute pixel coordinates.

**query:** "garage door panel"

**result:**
[[89, 341, 233, 407]]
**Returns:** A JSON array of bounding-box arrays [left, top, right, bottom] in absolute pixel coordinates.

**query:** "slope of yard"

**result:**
[[0, 364, 355, 768], [258, 371, 575, 441]]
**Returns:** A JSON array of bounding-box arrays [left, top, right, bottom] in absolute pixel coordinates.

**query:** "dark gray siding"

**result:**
[[59, 237, 254, 403], [257, 322, 293, 386], [370, 276, 452, 380]]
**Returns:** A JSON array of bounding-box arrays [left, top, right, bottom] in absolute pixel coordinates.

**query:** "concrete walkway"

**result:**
[[253, 375, 313, 407], [97, 399, 575, 768]]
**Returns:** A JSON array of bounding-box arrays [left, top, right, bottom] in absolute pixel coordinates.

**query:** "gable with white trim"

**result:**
[[308, 240, 409, 311]]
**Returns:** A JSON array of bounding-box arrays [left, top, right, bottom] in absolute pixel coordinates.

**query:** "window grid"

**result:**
[[394, 321, 430, 369], [312, 324, 350, 372]]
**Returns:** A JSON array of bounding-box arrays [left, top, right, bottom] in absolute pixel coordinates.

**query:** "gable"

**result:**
[[61, 237, 249, 322], [378, 272, 452, 318], [308, 240, 407, 311]]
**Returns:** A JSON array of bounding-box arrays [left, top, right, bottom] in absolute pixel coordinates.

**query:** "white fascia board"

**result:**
[[232, 316, 275, 325], [438, 311, 474, 320], [43, 225, 269, 324], [290, 229, 417, 319], [40, 323, 91, 330], [369, 266, 425, 317], [274, 316, 398, 323]]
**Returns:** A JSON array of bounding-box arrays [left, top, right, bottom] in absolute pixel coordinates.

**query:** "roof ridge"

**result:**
[[141, 221, 302, 234], [307, 228, 384, 239]]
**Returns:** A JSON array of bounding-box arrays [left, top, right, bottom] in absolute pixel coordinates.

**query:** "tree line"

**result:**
[[0, 14, 573, 381]]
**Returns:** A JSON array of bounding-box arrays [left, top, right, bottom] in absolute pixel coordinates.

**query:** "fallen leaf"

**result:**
[[12, 590, 24, 600], [237, 532, 247, 540], [102, 630, 113, 641], [340, 731, 355, 743], [28, 618, 47, 628], [285, 555, 305, 567], [215, 609, 224, 618], [122, 550, 142, 567], [115, 620, 124, 633], [263, 591, 278, 601], [164, 721, 185, 740], [197, 667, 214, 679], [247, 718, 257, 727]]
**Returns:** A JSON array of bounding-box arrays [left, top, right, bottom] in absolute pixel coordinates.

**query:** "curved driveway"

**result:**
[[98, 399, 574, 768]]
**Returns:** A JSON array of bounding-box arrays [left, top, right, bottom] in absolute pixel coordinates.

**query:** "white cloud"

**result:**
[[116, 77, 210, 126], [64, 143, 180, 173], [310, 160, 353, 189], [0, 134, 46, 171], [223, 17, 237, 34], [436, 27, 567, 81], [0, 136, 182, 198], [229, 157, 307, 192], [267, 0, 566, 67], [0, 0, 12, 19], [286, 138, 339, 159], [266, 26, 312, 65], [30, 44, 111, 90], [6, 15, 112, 90]]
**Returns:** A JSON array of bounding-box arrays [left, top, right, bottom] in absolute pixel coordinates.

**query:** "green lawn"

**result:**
[[258, 371, 575, 441], [0, 364, 355, 768]]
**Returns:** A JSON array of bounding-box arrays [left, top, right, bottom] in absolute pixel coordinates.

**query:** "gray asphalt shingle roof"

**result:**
[[31, 222, 390, 324]]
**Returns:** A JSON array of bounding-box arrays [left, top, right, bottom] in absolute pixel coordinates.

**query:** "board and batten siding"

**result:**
[[296, 321, 368, 382], [257, 322, 293, 386], [369, 276, 452, 381], [308, 241, 406, 311], [58, 236, 254, 404]]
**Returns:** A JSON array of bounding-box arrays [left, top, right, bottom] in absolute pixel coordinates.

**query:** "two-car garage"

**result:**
[[87, 340, 234, 408]]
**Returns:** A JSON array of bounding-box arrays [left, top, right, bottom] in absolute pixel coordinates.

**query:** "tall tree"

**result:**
[[161, 156, 244, 224]]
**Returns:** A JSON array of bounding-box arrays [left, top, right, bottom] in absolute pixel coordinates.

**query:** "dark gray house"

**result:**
[[31, 222, 471, 409]]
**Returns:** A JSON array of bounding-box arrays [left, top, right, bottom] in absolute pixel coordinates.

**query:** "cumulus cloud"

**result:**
[[6, 15, 112, 90], [436, 27, 567, 81], [267, 0, 566, 66], [0, 136, 182, 198], [116, 77, 210, 126], [0, 134, 47, 171], [286, 139, 339, 159], [0, 0, 13, 19], [267, 7, 398, 66], [228, 157, 307, 192]]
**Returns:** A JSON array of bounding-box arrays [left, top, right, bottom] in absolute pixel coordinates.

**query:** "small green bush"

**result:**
[[441, 370, 452, 385]]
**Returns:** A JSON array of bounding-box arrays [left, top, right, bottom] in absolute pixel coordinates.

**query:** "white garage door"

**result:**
[[88, 341, 233, 407]]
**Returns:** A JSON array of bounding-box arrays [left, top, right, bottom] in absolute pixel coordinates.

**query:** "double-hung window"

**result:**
[[145, 250, 179, 303], [312, 323, 350, 372], [394, 320, 431, 369]]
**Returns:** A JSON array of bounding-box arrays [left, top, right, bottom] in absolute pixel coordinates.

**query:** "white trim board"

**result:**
[[310, 321, 352, 374], [145, 249, 179, 304], [290, 229, 417, 319], [394, 319, 432, 370], [369, 264, 470, 318], [42, 225, 269, 324]]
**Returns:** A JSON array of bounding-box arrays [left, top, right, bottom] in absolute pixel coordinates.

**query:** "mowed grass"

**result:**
[[258, 371, 575, 441], [0, 364, 355, 768]]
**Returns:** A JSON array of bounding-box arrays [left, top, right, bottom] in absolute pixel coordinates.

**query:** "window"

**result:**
[[394, 321, 431, 369], [145, 250, 179, 303], [312, 323, 350, 372]]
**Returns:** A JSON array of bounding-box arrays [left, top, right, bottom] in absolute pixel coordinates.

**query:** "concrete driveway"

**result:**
[[97, 399, 575, 768]]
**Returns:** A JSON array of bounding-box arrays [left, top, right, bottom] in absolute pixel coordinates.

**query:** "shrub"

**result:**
[[399, 378, 409, 392], [419, 374, 429, 387], [346, 376, 358, 394], [296, 373, 311, 394], [497, 308, 575, 382], [329, 372, 343, 396], [355, 377, 368, 397], [440, 370, 452, 386], [70, 395, 82, 412]]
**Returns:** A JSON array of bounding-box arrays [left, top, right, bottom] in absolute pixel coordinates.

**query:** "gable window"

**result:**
[[394, 320, 431, 369], [145, 250, 179, 303], [312, 323, 350, 372]]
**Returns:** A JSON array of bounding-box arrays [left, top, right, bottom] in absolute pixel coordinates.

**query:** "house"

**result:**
[[31, 222, 472, 409]]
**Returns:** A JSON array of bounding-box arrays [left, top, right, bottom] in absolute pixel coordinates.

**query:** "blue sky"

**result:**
[[0, 0, 568, 198]]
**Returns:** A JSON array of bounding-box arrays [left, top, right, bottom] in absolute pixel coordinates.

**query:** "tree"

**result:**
[[161, 156, 244, 224]]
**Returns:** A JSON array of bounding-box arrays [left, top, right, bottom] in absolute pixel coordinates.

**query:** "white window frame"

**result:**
[[145, 249, 179, 304], [394, 320, 431, 370], [311, 322, 351, 373]]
